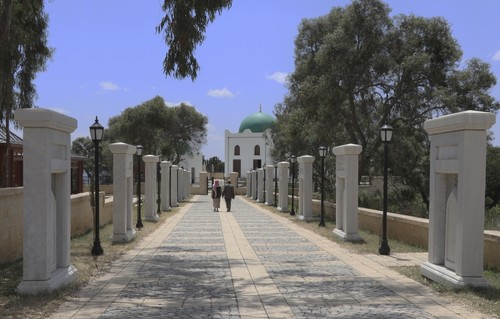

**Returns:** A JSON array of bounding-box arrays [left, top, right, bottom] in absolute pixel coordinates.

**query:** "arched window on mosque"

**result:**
[[254, 145, 260, 156], [234, 145, 240, 156]]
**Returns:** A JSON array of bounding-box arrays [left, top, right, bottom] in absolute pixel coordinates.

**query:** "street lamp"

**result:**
[[135, 145, 143, 229], [290, 155, 297, 216], [319, 146, 327, 227], [274, 161, 278, 207], [89, 117, 104, 256], [379, 124, 393, 255], [157, 157, 161, 215]]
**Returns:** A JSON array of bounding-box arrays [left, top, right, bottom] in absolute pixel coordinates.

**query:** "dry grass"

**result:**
[[0, 203, 182, 319]]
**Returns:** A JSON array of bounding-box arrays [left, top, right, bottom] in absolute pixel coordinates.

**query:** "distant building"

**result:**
[[0, 128, 85, 193], [224, 108, 275, 177], [179, 153, 203, 184]]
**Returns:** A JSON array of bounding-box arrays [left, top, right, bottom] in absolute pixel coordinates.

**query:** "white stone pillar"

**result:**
[[246, 171, 251, 197], [265, 165, 274, 206], [251, 170, 258, 200], [200, 171, 208, 195], [421, 110, 495, 288], [161, 161, 171, 211], [298, 155, 314, 221], [257, 168, 265, 203], [277, 162, 289, 212], [332, 144, 362, 242], [15, 108, 78, 294], [109, 143, 136, 242], [177, 168, 183, 203], [171, 165, 179, 207], [143, 155, 159, 222]]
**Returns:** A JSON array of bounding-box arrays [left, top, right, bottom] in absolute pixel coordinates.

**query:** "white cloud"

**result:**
[[493, 50, 500, 61], [266, 72, 288, 84], [99, 81, 120, 91], [207, 87, 234, 98]]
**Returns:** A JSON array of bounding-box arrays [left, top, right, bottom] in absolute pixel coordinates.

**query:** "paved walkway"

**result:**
[[50, 195, 490, 318]]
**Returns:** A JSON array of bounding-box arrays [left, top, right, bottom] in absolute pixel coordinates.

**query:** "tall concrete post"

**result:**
[[161, 161, 171, 211], [421, 111, 495, 287], [15, 109, 78, 294], [332, 144, 362, 242], [143, 155, 159, 222], [171, 165, 179, 207], [298, 155, 314, 221], [277, 162, 289, 212], [265, 165, 274, 206], [109, 142, 136, 242], [257, 168, 265, 203]]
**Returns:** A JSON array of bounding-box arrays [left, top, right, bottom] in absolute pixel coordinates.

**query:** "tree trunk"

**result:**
[[0, 0, 14, 115]]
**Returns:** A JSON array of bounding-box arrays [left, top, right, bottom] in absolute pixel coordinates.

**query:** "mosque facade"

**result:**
[[224, 110, 275, 177]]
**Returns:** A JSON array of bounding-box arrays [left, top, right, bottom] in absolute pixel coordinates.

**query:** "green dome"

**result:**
[[238, 111, 276, 133]]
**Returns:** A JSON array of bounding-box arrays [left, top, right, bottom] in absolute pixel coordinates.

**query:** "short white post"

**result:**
[[277, 162, 289, 212], [15, 108, 78, 294], [298, 155, 314, 221], [332, 144, 362, 242], [161, 161, 171, 211], [265, 165, 274, 206], [421, 110, 495, 287], [109, 142, 136, 242], [143, 155, 159, 221], [257, 168, 265, 203], [171, 165, 179, 207]]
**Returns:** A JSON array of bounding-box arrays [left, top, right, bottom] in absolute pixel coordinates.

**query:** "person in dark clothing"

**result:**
[[211, 180, 221, 212], [222, 180, 235, 212]]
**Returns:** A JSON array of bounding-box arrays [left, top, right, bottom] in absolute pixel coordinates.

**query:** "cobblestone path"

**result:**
[[50, 195, 490, 318]]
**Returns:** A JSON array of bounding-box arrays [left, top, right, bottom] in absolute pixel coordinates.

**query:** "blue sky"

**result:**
[[32, 0, 500, 159]]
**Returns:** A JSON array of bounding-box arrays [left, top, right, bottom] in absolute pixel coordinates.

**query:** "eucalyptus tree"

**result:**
[[272, 0, 499, 210], [157, 0, 232, 80], [0, 0, 52, 187], [106, 96, 208, 164]]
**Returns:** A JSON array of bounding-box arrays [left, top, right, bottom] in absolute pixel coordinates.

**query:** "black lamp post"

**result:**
[[274, 161, 278, 207], [319, 146, 327, 227], [136, 145, 143, 229], [379, 124, 393, 255], [157, 157, 161, 215], [90, 117, 104, 256], [290, 155, 296, 216]]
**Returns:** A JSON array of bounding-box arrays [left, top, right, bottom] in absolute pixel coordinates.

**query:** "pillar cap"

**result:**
[[278, 161, 290, 168], [333, 144, 362, 156], [160, 161, 172, 167], [297, 155, 315, 163], [109, 142, 136, 155], [143, 155, 159, 162], [15, 108, 77, 133], [424, 111, 496, 135]]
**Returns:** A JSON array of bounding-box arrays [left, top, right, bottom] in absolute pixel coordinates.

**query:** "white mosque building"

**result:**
[[224, 109, 276, 178]]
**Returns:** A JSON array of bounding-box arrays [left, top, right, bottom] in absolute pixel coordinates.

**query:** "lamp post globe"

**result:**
[[379, 124, 393, 255], [290, 155, 297, 216], [136, 145, 143, 229], [319, 146, 327, 227], [90, 117, 104, 256]]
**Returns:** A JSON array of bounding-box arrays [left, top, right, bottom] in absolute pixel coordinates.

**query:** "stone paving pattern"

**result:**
[[49, 195, 492, 318]]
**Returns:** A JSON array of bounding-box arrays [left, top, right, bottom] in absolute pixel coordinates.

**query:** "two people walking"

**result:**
[[211, 179, 235, 212]]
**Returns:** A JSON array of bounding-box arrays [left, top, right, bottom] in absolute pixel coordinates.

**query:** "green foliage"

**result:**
[[156, 0, 232, 80], [272, 0, 499, 206], [486, 145, 500, 208], [106, 96, 207, 164], [205, 156, 224, 173], [0, 0, 52, 186], [485, 205, 500, 230]]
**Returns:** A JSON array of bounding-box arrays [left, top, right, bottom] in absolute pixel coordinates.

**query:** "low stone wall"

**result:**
[[0, 188, 113, 264]]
